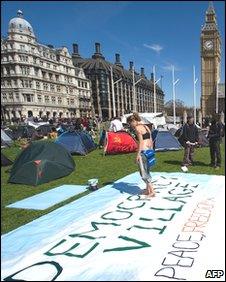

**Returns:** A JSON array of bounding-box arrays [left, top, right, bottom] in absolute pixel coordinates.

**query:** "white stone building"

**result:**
[[1, 10, 92, 122]]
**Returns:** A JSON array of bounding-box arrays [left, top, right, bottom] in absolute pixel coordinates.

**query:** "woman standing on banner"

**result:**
[[127, 113, 156, 197]]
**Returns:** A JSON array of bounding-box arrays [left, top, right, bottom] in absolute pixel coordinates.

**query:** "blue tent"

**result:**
[[55, 131, 97, 155], [152, 129, 182, 151]]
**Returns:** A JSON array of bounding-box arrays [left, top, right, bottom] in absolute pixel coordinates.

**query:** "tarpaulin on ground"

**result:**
[[6, 185, 87, 210], [1, 172, 225, 281]]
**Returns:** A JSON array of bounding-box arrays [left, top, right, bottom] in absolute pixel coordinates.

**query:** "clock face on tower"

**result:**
[[204, 40, 213, 50]]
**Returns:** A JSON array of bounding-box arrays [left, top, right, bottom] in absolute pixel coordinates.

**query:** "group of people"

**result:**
[[181, 114, 224, 172], [15, 112, 224, 198], [126, 112, 224, 198]]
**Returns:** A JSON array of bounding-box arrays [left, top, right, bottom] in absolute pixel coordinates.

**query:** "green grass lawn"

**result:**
[[1, 140, 225, 234]]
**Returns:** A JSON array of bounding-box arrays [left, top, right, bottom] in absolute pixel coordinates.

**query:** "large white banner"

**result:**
[[1, 172, 225, 281]]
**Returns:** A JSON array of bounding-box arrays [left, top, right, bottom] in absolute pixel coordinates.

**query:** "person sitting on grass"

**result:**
[[127, 113, 155, 197], [48, 127, 58, 139], [31, 129, 44, 141]]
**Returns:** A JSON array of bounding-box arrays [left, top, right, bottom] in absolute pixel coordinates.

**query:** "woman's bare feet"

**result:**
[[141, 189, 149, 195], [147, 184, 155, 197]]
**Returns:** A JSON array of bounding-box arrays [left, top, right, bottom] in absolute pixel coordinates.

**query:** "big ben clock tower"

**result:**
[[201, 1, 221, 117]]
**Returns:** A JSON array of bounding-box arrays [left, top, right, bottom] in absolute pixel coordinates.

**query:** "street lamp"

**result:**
[[132, 66, 144, 112], [153, 65, 161, 113], [172, 65, 179, 125], [193, 65, 198, 124], [110, 66, 122, 117]]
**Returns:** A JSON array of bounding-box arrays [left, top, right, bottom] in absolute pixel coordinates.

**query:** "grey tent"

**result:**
[[1, 153, 13, 167], [152, 129, 182, 151], [1, 129, 13, 147], [169, 127, 178, 136]]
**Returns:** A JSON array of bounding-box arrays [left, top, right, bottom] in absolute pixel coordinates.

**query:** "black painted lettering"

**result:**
[[101, 210, 133, 221], [103, 235, 151, 252], [154, 266, 186, 280], [3, 261, 63, 281]]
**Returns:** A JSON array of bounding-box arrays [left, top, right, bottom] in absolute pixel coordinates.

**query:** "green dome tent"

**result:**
[[9, 141, 75, 186]]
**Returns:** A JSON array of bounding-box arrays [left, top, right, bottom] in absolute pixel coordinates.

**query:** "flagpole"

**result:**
[[172, 65, 179, 125], [193, 65, 198, 124]]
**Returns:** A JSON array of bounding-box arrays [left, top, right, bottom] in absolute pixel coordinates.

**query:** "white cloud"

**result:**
[[143, 43, 163, 54], [161, 63, 181, 72]]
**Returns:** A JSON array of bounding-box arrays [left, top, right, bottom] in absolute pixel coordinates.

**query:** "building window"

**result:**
[[44, 95, 50, 103], [43, 83, 48, 91], [23, 80, 32, 88], [34, 68, 39, 76], [58, 97, 62, 104], [38, 95, 42, 103], [67, 98, 70, 105], [50, 84, 55, 91], [3, 93, 7, 101], [51, 96, 56, 104], [36, 81, 40, 89], [55, 75, 59, 81], [70, 99, 74, 105], [57, 85, 61, 92], [47, 63, 50, 68], [6, 80, 11, 87], [15, 93, 20, 101], [21, 66, 30, 75], [53, 65, 57, 70], [25, 94, 33, 102], [78, 81, 81, 87], [40, 60, 43, 66], [20, 45, 25, 51]]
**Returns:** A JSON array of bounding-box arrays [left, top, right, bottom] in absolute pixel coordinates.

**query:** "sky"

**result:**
[[1, 1, 225, 108]]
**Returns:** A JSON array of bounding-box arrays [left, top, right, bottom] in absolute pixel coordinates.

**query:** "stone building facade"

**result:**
[[72, 43, 164, 119], [1, 10, 92, 122]]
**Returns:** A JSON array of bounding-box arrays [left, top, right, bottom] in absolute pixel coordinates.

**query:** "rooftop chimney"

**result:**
[[129, 61, 134, 70], [141, 67, 145, 76], [73, 43, 78, 54], [115, 53, 123, 68], [115, 53, 120, 63], [95, 42, 101, 54], [72, 43, 81, 58], [92, 42, 105, 59]]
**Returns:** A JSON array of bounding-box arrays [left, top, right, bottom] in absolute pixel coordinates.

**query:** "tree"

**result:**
[[164, 99, 185, 116]]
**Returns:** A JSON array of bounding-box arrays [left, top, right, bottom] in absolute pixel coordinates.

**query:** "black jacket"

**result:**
[[183, 123, 199, 143], [208, 122, 222, 142]]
